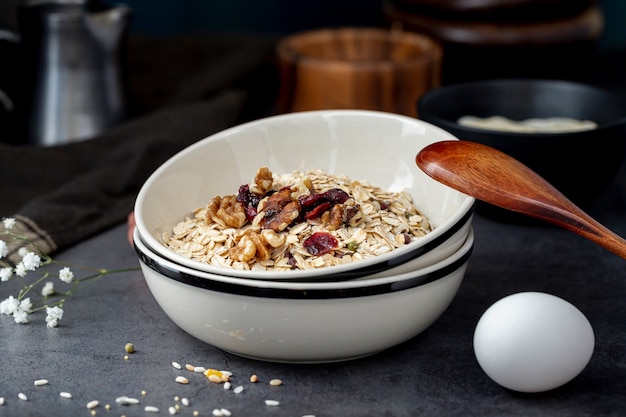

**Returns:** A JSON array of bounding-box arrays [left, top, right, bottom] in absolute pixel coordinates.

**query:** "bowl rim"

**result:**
[[134, 109, 476, 281], [134, 226, 474, 299], [418, 78, 626, 136]]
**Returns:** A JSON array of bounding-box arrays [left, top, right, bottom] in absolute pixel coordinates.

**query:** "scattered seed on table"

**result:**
[[233, 386, 244, 394], [194, 366, 206, 373], [168, 406, 177, 415], [115, 396, 140, 405], [212, 409, 223, 416], [141, 390, 147, 396], [220, 408, 232, 416], [250, 374, 259, 383], [125, 343, 135, 353], [86, 400, 99, 409], [181, 398, 189, 407], [18, 393, 27, 401], [145, 406, 159, 413], [265, 399, 280, 406], [0, 397, 4, 405], [185, 364, 195, 371], [172, 361, 182, 370], [223, 381, 231, 390], [269, 379, 283, 386], [208, 374, 223, 384], [124, 355, 129, 361], [59, 392, 72, 399], [193, 411, 199, 416], [175, 376, 189, 384], [105, 404, 111, 410], [34, 379, 49, 386]]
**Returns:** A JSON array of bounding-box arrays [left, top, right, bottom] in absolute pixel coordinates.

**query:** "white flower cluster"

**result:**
[[0, 217, 70, 327], [1, 217, 136, 328]]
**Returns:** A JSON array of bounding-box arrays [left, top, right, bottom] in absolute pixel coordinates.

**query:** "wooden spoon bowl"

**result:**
[[416, 140, 626, 259]]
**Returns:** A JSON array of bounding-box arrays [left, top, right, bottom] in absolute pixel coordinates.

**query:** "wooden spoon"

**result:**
[[416, 140, 626, 260]]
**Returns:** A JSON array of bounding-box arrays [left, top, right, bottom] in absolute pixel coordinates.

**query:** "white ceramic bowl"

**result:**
[[134, 110, 475, 281], [134, 227, 474, 363]]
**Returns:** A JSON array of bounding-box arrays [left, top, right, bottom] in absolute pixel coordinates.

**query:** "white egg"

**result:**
[[473, 292, 594, 393]]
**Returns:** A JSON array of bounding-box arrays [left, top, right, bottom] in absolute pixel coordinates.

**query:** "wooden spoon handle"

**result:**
[[561, 209, 626, 260]]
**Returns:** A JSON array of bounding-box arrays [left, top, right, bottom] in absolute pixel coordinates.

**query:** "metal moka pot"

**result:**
[[18, 0, 131, 146]]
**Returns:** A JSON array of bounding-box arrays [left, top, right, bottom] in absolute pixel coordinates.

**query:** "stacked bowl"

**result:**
[[133, 110, 476, 363]]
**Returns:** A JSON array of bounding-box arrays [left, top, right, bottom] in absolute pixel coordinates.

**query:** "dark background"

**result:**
[[1, 0, 625, 50]]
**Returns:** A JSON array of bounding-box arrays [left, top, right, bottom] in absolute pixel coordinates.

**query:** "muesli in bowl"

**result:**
[[162, 167, 432, 274]]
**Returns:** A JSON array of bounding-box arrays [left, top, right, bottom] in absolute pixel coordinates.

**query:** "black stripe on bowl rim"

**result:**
[[134, 231, 474, 300]]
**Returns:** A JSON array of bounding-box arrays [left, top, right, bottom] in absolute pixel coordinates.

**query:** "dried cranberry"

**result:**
[[298, 192, 326, 209], [236, 184, 262, 221], [304, 201, 330, 220], [323, 188, 350, 205], [298, 188, 350, 221], [303, 231, 338, 256]]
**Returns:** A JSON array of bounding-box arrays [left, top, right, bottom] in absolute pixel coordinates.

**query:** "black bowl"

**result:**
[[417, 79, 626, 211]]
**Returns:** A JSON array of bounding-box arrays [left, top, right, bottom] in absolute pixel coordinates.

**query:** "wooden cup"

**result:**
[[276, 28, 442, 117]]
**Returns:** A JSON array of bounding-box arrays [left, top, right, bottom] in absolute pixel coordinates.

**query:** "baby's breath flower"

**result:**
[[45, 306, 64, 328], [41, 281, 55, 297], [0, 240, 8, 259], [0, 267, 12, 282], [0, 296, 20, 315], [15, 263, 27, 277], [20, 297, 32, 313], [18, 247, 28, 257], [2, 217, 15, 229], [13, 308, 29, 324], [21, 252, 42, 271], [58, 267, 74, 284]]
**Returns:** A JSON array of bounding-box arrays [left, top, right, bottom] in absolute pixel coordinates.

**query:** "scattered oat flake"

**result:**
[[60, 392, 72, 399], [86, 400, 99, 409], [145, 406, 160, 413], [175, 376, 189, 384], [265, 399, 280, 406], [172, 361, 182, 369], [18, 393, 27, 401]]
